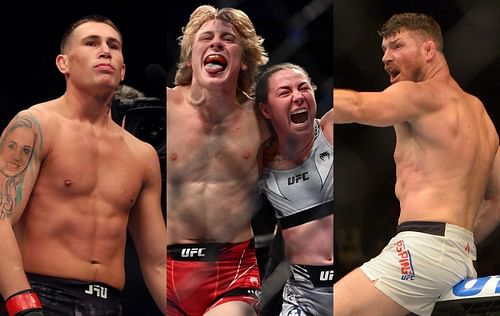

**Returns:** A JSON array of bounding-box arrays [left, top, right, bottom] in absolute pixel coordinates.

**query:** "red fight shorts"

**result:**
[[167, 239, 261, 316]]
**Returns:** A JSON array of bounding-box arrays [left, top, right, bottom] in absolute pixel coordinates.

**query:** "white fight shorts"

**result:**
[[360, 221, 476, 316]]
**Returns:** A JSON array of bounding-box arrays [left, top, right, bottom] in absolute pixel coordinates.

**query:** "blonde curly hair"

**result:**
[[174, 5, 269, 97]]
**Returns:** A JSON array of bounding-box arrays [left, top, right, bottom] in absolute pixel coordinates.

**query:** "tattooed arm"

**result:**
[[0, 110, 44, 299]]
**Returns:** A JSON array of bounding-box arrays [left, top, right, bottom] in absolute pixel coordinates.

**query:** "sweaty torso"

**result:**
[[166, 86, 268, 244], [394, 78, 498, 231], [15, 100, 147, 289]]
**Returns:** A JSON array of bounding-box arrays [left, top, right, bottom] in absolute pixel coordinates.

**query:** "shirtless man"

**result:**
[[0, 15, 165, 315], [166, 5, 269, 316], [256, 63, 333, 315], [333, 13, 498, 316]]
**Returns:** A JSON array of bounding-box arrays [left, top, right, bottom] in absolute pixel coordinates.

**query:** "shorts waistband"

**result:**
[[26, 273, 122, 299], [167, 239, 255, 261], [396, 221, 446, 236], [397, 221, 473, 239], [396, 221, 476, 257], [290, 264, 334, 288]]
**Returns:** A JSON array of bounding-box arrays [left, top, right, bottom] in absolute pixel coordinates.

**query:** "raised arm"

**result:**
[[127, 143, 166, 314], [333, 81, 441, 127], [474, 146, 500, 243], [0, 110, 45, 309]]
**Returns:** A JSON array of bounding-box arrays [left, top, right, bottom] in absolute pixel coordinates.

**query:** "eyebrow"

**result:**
[[82, 35, 122, 45], [199, 29, 237, 36], [382, 37, 402, 50], [276, 80, 309, 90]]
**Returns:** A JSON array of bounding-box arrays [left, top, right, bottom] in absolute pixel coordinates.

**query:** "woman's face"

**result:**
[[1, 127, 34, 177]]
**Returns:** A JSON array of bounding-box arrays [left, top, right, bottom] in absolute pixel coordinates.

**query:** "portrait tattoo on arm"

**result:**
[[0, 113, 42, 220]]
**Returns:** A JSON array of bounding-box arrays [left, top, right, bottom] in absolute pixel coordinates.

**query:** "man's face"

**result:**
[[381, 29, 426, 84], [0, 127, 34, 177], [61, 21, 126, 92], [190, 19, 247, 90], [260, 68, 317, 136]]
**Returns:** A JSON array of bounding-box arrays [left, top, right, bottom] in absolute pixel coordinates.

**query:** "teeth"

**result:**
[[291, 109, 308, 124], [204, 54, 227, 67]]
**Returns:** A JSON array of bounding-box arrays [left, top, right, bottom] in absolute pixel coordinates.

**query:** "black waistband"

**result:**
[[167, 240, 255, 261], [290, 264, 334, 287], [279, 201, 333, 229], [26, 273, 122, 300], [396, 221, 446, 236]]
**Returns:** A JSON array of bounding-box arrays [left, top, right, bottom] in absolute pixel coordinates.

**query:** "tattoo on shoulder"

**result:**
[[0, 113, 43, 219]]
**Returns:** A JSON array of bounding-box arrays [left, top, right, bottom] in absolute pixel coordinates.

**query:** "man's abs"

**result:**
[[15, 204, 129, 289], [167, 181, 261, 244]]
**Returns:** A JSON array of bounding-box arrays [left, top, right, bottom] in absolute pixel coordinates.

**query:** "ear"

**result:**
[[258, 102, 271, 119], [120, 63, 126, 81], [241, 63, 248, 71], [56, 54, 69, 74], [422, 40, 436, 61]]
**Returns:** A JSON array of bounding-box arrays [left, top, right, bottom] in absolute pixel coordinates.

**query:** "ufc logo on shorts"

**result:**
[[319, 270, 334, 281], [85, 284, 108, 299], [395, 239, 415, 280], [288, 172, 309, 185], [181, 247, 206, 258]]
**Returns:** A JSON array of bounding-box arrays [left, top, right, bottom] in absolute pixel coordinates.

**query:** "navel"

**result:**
[[170, 153, 178, 161]]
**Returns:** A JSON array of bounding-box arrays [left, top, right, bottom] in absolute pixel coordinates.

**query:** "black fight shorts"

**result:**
[[27, 273, 123, 316]]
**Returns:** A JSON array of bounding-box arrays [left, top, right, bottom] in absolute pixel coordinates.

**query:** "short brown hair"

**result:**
[[378, 13, 443, 52], [60, 15, 122, 53]]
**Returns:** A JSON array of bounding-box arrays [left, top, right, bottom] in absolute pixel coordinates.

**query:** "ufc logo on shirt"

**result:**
[[288, 172, 309, 185]]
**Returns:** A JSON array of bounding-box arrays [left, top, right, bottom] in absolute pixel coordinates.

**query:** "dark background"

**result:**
[[0, 2, 167, 315], [334, 0, 500, 282]]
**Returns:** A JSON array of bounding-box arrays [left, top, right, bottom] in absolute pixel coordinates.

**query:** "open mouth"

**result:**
[[386, 67, 400, 82], [204, 54, 227, 74], [291, 109, 308, 124]]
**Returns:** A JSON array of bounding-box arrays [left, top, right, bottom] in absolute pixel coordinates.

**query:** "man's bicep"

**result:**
[[333, 89, 406, 126], [358, 83, 425, 126], [0, 112, 44, 223]]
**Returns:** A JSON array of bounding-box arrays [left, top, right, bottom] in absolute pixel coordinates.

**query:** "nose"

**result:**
[[293, 90, 304, 104], [11, 148, 22, 162], [381, 49, 391, 64], [210, 38, 223, 51], [99, 44, 111, 58]]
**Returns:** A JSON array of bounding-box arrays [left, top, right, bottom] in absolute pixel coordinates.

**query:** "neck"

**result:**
[[62, 89, 114, 124], [424, 54, 450, 81], [275, 127, 315, 163], [188, 83, 243, 124]]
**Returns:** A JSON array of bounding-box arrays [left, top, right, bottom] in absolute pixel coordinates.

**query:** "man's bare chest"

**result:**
[[167, 114, 261, 180], [38, 134, 143, 204]]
